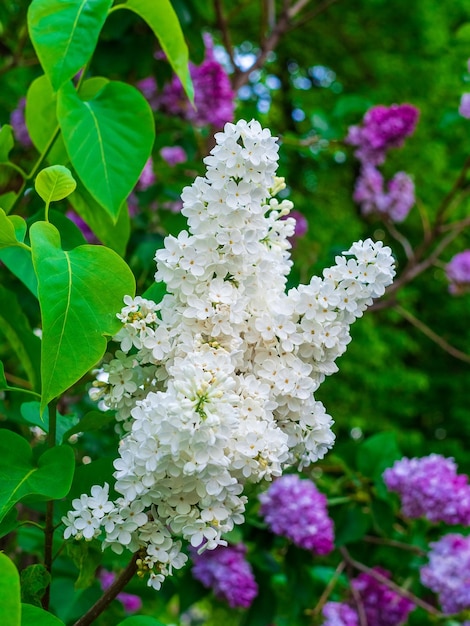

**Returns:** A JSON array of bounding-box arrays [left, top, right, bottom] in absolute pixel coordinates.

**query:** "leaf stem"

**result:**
[[42, 400, 58, 611], [73, 552, 140, 626]]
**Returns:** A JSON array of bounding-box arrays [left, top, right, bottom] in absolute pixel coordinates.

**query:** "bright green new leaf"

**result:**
[[35, 165, 77, 204], [0, 430, 75, 523], [0, 125, 14, 162], [62, 409, 115, 440], [0, 191, 18, 214], [21, 603, 65, 626], [0, 552, 21, 626], [25, 75, 68, 165], [0, 286, 41, 391], [57, 81, 155, 220], [0, 208, 26, 249], [123, 0, 194, 103], [30, 221, 135, 411], [27, 0, 113, 91]]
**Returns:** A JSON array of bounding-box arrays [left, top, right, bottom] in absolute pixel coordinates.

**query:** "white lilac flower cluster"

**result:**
[[63, 119, 395, 590]]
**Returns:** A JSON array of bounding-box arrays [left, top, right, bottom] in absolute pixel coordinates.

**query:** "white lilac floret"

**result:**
[[63, 119, 395, 590]]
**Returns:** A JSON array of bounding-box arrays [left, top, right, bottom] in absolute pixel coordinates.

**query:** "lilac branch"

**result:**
[[339, 547, 444, 618], [73, 552, 139, 626], [310, 560, 346, 616]]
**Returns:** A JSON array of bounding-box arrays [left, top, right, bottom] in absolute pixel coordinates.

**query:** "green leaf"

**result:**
[[57, 81, 155, 220], [142, 280, 166, 303], [333, 505, 371, 546], [0, 191, 19, 214], [62, 409, 115, 440], [0, 125, 14, 162], [20, 401, 79, 445], [20, 565, 50, 607], [65, 542, 102, 590], [30, 221, 135, 410], [21, 604, 65, 626], [27, 0, 113, 91], [0, 507, 19, 539], [0, 285, 41, 391], [0, 208, 27, 249], [117, 618, 166, 626], [68, 183, 131, 255], [35, 165, 76, 204], [0, 430, 75, 523], [123, 0, 194, 103], [0, 552, 21, 626], [357, 432, 401, 481]]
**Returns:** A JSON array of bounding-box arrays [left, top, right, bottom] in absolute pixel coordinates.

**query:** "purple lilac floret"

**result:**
[[355, 168, 415, 223], [191, 543, 258, 609], [160, 146, 187, 166], [322, 601, 359, 626], [136, 157, 156, 191], [420, 533, 470, 614], [157, 34, 235, 128], [383, 454, 470, 525], [446, 250, 470, 294], [352, 568, 415, 626], [99, 570, 142, 614], [10, 97, 32, 147], [258, 474, 334, 555], [346, 104, 419, 166], [459, 93, 470, 119]]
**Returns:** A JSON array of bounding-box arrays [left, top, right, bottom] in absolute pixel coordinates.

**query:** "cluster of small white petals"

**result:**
[[65, 119, 395, 589]]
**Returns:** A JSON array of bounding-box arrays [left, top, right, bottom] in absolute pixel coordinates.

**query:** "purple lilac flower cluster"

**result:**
[[191, 543, 258, 609], [383, 454, 470, 525], [322, 601, 359, 626], [321, 569, 414, 626], [351, 569, 415, 626], [446, 250, 470, 295], [346, 104, 419, 222], [420, 533, 470, 614], [138, 34, 235, 128], [459, 59, 470, 118], [258, 474, 334, 555]]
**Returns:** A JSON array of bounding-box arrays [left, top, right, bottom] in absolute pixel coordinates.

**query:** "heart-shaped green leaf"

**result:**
[[0, 430, 75, 523], [0, 552, 20, 626], [123, 0, 194, 103], [0, 125, 14, 163], [0, 208, 27, 249], [27, 0, 113, 91], [57, 81, 155, 220], [30, 221, 135, 411], [35, 165, 77, 204]]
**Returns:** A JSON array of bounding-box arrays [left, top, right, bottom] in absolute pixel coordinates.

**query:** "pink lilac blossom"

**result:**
[[446, 250, 470, 294], [353, 166, 415, 223], [352, 568, 415, 626], [420, 533, 470, 614], [346, 104, 419, 166], [99, 570, 142, 613], [258, 474, 334, 555], [459, 93, 470, 119], [383, 454, 470, 525], [157, 34, 235, 128], [10, 97, 32, 147], [191, 543, 258, 609], [322, 602, 358, 626], [160, 146, 187, 166]]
